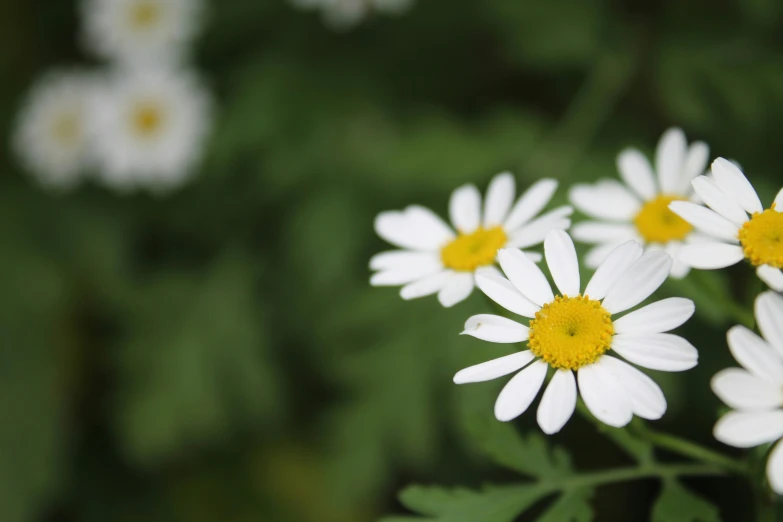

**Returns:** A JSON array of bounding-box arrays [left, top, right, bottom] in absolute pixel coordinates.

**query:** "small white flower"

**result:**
[[569, 128, 710, 279], [13, 70, 97, 190], [81, 0, 202, 64], [290, 0, 413, 29], [668, 158, 783, 292], [712, 291, 783, 493], [89, 66, 211, 192], [371, 173, 572, 307], [455, 230, 697, 433]]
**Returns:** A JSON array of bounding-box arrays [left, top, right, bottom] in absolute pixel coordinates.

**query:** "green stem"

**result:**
[[636, 427, 749, 475], [557, 463, 725, 491]]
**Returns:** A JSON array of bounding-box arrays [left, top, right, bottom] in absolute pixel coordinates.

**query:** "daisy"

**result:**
[[668, 158, 783, 292], [89, 66, 211, 192], [454, 230, 698, 433], [13, 70, 97, 190], [712, 291, 783, 493], [371, 173, 572, 308], [81, 0, 202, 64], [290, 0, 413, 29], [569, 128, 710, 278]]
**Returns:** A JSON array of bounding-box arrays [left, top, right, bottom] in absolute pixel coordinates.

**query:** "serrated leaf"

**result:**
[[537, 488, 594, 522], [395, 484, 544, 522], [651, 480, 721, 522]]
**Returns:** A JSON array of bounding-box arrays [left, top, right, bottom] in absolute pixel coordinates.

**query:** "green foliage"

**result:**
[[651, 480, 721, 522]]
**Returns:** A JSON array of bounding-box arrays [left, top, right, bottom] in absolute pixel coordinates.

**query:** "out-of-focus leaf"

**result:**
[[651, 480, 721, 522], [537, 488, 594, 522]]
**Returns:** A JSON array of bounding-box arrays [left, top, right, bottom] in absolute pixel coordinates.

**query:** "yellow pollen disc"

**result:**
[[738, 204, 783, 268], [633, 194, 693, 243], [130, 1, 161, 29], [51, 113, 80, 145], [441, 226, 507, 271], [528, 295, 614, 371], [131, 104, 164, 137]]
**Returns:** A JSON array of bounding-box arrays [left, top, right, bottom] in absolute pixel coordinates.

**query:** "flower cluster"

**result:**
[[289, 0, 414, 30], [371, 127, 783, 493], [13, 0, 212, 193]]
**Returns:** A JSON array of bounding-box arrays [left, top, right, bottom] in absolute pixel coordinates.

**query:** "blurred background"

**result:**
[[2, 0, 783, 520]]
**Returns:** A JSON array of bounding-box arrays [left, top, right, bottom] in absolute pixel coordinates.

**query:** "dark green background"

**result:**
[[1, 0, 782, 520]]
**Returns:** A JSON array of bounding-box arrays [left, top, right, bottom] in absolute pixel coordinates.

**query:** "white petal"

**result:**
[[584, 242, 628, 269], [536, 369, 577, 434], [656, 128, 687, 194], [668, 258, 691, 279], [544, 230, 580, 296], [461, 314, 529, 343], [521, 250, 543, 263], [714, 410, 783, 448], [601, 355, 667, 420], [449, 184, 481, 234], [483, 172, 515, 228], [505, 206, 573, 249], [727, 325, 783, 385], [775, 187, 783, 210], [375, 205, 455, 250], [571, 222, 637, 244], [370, 250, 441, 270], [400, 270, 453, 300], [437, 272, 474, 307], [690, 176, 748, 226], [577, 359, 633, 428], [676, 141, 710, 194], [613, 297, 695, 335], [711, 158, 763, 214], [767, 440, 783, 495], [758, 265, 783, 292], [475, 268, 540, 318], [612, 333, 698, 372], [756, 291, 783, 357], [677, 242, 744, 269], [617, 148, 656, 200], [601, 251, 672, 314], [668, 201, 739, 242], [497, 248, 554, 306], [504, 178, 558, 231], [454, 351, 535, 384], [584, 241, 644, 300], [711, 368, 783, 411], [568, 180, 641, 221], [370, 256, 443, 286], [494, 360, 548, 422]]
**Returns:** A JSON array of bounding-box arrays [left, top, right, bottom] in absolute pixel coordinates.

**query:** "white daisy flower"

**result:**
[[89, 66, 211, 192], [13, 70, 97, 190], [290, 0, 413, 29], [81, 0, 202, 64], [712, 291, 783, 493], [371, 173, 572, 308], [569, 128, 710, 279], [668, 158, 783, 292], [454, 230, 698, 433]]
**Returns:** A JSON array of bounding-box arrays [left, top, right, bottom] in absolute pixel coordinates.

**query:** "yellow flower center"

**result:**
[[131, 103, 164, 137], [51, 112, 80, 145], [129, 1, 161, 30], [440, 226, 507, 271], [528, 295, 614, 371], [633, 194, 693, 244], [738, 204, 783, 268]]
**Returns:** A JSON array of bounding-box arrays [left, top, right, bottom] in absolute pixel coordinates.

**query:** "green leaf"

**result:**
[[538, 488, 594, 522], [390, 484, 544, 522], [115, 253, 280, 464], [651, 480, 721, 522]]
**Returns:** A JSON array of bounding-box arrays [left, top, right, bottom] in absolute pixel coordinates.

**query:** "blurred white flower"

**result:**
[[371, 173, 572, 307], [455, 232, 697, 433], [290, 0, 413, 29], [668, 159, 783, 291], [89, 66, 211, 192], [13, 70, 97, 189], [569, 127, 710, 279], [81, 0, 202, 64], [712, 291, 783, 493]]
